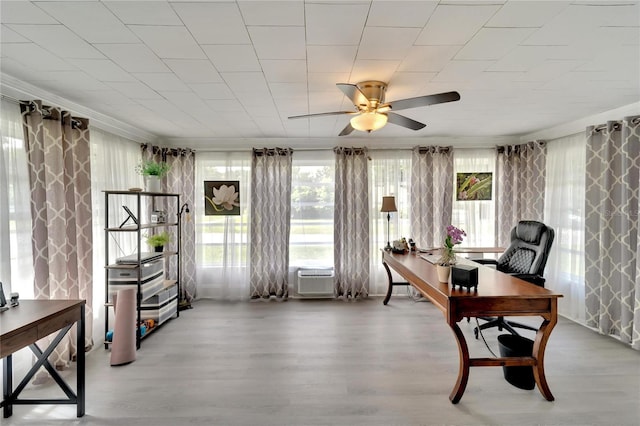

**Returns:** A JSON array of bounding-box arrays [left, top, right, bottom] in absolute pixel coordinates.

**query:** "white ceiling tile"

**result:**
[[368, 1, 437, 28], [0, 1, 58, 24], [386, 72, 437, 100], [44, 71, 110, 91], [96, 44, 170, 73], [268, 82, 307, 99], [36, 2, 138, 44], [238, 1, 304, 25], [455, 28, 537, 61], [415, 4, 501, 45], [486, 46, 564, 72], [350, 60, 401, 84], [189, 83, 236, 100], [432, 60, 494, 82], [73, 90, 133, 106], [133, 73, 190, 91], [306, 3, 369, 45], [358, 27, 421, 60], [206, 99, 246, 112], [415, 5, 500, 45], [67, 59, 136, 82], [1, 25, 30, 43], [517, 60, 585, 82], [164, 59, 222, 83], [106, 81, 163, 100], [221, 72, 270, 95], [129, 26, 205, 59], [306, 45, 357, 73], [0, 57, 59, 82], [103, 1, 182, 25], [7, 24, 104, 59], [261, 60, 306, 83], [398, 45, 461, 72], [248, 27, 306, 60], [308, 73, 351, 92], [487, 1, 571, 27], [172, 2, 250, 44], [202, 45, 261, 72], [1, 43, 75, 71]]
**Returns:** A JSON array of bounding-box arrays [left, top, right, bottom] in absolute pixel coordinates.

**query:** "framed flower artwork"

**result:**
[[456, 173, 492, 201], [204, 181, 240, 215]]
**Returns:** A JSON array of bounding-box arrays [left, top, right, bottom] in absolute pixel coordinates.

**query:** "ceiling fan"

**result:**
[[288, 80, 460, 136]]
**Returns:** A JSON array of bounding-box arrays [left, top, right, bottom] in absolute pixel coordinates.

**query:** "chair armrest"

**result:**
[[472, 258, 498, 266], [511, 274, 545, 287]]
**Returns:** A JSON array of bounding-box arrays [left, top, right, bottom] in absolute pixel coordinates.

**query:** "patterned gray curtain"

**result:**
[[334, 147, 370, 298], [585, 116, 640, 350], [141, 144, 196, 303], [495, 141, 546, 246], [410, 146, 453, 249], [250, 147, 293, 299], [21, 100, 93, 368]]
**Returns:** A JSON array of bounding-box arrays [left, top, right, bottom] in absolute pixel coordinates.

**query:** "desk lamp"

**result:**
[[380, 196, 397, 251]]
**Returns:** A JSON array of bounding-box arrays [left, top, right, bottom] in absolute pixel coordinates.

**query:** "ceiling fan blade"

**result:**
[[338, 122, 355, 136], [388, 91, 460, 111], [386, 112, 426, 131], [288, 111, 356, 119], [336, 83, 370, 108]]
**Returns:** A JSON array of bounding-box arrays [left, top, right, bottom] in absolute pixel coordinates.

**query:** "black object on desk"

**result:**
[[451, 264, 478, 291]]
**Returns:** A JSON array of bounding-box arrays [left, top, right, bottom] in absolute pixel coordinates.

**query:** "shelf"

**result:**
[[102, 189, 180, 196], [105, 252, 177, 269], [105, 223, 179, 232]]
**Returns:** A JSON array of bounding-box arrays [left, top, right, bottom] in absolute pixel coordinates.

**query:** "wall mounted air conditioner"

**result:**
[[297, 268, 334, 297]]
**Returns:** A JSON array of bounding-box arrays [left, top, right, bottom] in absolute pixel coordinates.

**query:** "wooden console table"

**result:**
[[0, 300, 85, 418], [382, 251, 562, 404]]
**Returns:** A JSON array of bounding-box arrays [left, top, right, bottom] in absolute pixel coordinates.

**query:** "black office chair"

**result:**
[[472, 220, 555, 338]]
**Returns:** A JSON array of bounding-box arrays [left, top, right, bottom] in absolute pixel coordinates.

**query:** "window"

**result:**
[[290, 152, 334, 268]]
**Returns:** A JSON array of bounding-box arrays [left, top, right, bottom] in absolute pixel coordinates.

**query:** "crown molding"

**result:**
[[521, 102, 640, 142], [1, 73, 157, 143]]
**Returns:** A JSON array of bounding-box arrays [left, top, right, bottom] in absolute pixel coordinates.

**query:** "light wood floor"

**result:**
[[4, 297, 640, 426]]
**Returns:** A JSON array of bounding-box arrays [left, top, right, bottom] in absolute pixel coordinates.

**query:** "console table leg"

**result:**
[[532, 314, 557, 401], [382, 261, 394, 305], [448, 322, 470, 404]]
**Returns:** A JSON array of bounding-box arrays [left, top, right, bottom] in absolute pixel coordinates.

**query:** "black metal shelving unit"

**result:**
[[103, 190, 180, 349]]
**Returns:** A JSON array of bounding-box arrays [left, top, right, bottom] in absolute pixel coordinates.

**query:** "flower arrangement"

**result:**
[[136, 160, 171, 177], [438, 225, 466, 266]]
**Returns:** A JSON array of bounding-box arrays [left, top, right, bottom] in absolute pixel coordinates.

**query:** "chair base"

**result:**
[[473, 316, 537, 339]]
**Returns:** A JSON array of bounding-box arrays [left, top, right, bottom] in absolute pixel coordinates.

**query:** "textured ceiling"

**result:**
[[1, 1, 639, 149]]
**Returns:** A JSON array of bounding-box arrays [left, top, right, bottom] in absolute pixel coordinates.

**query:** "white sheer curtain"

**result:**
[[0, 98, 33, 297], [195, 151, 251, 300], [452, 149, 496, 247], [90, 127, 143, 340], [368, 150, 411, 296], [544, 133, 586, 323]]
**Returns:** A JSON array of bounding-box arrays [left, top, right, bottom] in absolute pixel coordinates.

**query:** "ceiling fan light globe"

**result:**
[[350, 112, 388, 132]]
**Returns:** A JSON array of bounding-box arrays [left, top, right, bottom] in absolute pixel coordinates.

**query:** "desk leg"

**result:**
[[382, 261, 393, 305], [3, 355, 13, 417], [532, 310, 557, 401], [448, 322, 470, 404], [77, 304, 85, 417]]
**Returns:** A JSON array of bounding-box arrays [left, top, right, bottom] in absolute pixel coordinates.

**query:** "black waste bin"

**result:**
[[497, 334, 535, 390]]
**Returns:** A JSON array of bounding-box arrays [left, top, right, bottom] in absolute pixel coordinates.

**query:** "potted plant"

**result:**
[[136, 160, 170, 192], [146, 231, 170, 252]]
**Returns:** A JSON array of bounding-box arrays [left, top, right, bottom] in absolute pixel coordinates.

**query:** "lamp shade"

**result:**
[[380, 196, 397, 212], [350, 112, 388, 132]]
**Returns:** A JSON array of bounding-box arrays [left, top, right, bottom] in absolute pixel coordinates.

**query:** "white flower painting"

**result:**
[[204, 181, 240, 215]]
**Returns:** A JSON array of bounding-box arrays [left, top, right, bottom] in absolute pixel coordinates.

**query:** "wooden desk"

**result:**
[[0, 300, 85, 418], [382, 251, 562, 404]]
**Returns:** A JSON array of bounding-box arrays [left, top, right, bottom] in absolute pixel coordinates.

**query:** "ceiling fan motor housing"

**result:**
[[356, 80, 387, 109]]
